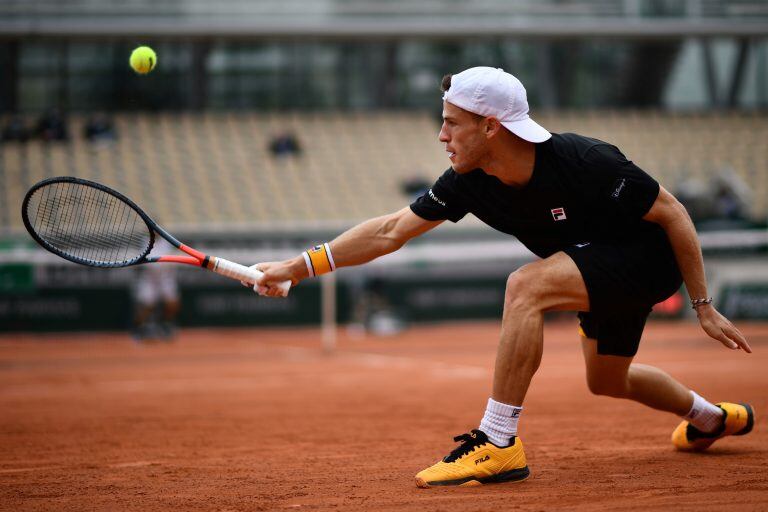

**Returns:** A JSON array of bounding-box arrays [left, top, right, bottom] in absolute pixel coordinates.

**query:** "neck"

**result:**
[[482, 132, 536, 187]]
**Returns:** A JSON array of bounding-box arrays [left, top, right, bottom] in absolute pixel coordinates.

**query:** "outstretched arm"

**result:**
[[254, 207, 443, 295], [643, 186, 751, 352]]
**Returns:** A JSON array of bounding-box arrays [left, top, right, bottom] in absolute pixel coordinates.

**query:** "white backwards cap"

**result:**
[[443, 66, 551, 143]]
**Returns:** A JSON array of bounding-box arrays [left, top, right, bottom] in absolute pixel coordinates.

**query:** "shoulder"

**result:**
[[545, 133, 634, 172], [546, 132, 617, 160]]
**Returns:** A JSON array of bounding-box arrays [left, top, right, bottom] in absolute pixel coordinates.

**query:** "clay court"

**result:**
[[1, 318, 767, 511]]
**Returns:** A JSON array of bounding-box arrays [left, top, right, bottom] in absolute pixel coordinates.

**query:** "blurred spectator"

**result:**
[[83, 113, 117, 144], [35, 108, 69, 142], [713, 183, 743, 220], [674, 177, 711, 222], [712, 172, 749, 221], [347, 276, 406, 337], [132, 239, 180, 342], [1, 116, 30, 143], [676, 172, 750, 224], [401, 176, 431, 200], [269, 131, 301, 157]]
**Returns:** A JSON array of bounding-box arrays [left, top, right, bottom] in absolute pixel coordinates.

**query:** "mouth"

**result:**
[[446, 150, 456, 160]]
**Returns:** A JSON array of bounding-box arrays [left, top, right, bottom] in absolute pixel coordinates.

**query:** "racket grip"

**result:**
[[211, 257, 291, 297]]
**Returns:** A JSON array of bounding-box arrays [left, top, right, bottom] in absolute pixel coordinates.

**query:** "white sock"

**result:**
[[684, 391, 724, 433], [479, 398, 523, 447]]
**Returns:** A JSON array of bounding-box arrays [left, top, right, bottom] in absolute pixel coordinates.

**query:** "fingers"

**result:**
[[716, 331, 739, 350], [240, 262, 290, 298], [702, 309, 752, 354], [252, 283, 285, 298], [724, 325, 752, 353], [241, 263, 263, 288], [712, 326, 751, 353]]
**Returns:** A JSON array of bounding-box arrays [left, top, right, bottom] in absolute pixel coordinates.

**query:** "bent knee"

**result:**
[[586, 376, 629, 398], [505, 255, 587, 312], [505, 265, 542, 307]]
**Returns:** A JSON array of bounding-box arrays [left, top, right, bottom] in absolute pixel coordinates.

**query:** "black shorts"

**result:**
[[562, 233, 682, 357]]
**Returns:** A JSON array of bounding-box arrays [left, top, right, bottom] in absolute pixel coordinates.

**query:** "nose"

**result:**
[[438, 123, 449, 143]]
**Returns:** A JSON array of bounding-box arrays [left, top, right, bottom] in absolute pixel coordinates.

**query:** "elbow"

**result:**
[[658, 187, 687, 213], [669, 195, 689, 217], [667, 197, 692, 229], [376, 215, 408, 252], [649, 188, 691, 229]]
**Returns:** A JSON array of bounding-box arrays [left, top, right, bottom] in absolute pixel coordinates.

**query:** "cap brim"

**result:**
[[501, 118, 551, 143]]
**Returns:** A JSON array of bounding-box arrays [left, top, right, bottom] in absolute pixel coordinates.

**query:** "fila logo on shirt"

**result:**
[[551, 207, 567, 221]]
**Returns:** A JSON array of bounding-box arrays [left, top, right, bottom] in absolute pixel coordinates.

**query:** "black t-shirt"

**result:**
[[410, 132, 666, 258]]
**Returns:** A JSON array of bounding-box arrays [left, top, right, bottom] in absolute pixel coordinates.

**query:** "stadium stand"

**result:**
[[0, 112, 447, 230], [1, 110, 766, 233]]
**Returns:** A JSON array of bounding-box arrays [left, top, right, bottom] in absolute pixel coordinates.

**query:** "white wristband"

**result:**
[[302, 251, 315, 278], [324, 242, 336, 271]]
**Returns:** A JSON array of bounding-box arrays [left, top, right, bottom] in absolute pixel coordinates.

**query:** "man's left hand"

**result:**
[[696, 305, 752, 353]]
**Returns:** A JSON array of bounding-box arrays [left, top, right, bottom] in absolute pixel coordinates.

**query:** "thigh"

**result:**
[[516, 251, 590, 312]]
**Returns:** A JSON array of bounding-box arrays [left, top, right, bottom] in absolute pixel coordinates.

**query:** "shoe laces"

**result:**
[[443, 429, 489, 463]]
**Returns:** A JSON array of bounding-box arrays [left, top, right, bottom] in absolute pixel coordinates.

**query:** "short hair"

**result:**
[[440, 74, 452, 93], [440, 73, 484, 123]]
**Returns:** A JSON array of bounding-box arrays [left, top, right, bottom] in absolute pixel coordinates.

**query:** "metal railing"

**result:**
[[1, 0, 766, 19], [0, 0, 766, 39]]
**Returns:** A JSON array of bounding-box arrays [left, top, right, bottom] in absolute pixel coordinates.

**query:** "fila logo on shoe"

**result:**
[[551, 207, 567, 221], [475, 455, 490, 465]]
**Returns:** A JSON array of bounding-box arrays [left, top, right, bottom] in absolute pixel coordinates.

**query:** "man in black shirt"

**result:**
[[250, 67, 754, 488]]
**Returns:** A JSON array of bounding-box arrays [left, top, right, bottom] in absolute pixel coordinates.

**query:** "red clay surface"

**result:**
[[1, 319, 767, 511]]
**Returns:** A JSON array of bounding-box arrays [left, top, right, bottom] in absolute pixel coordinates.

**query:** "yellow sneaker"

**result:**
[[415, 430, 529, 488], [672, 402, 755, 452]]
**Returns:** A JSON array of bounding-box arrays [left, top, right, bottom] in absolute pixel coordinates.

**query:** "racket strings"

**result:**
[[26, 181, 152, 266]]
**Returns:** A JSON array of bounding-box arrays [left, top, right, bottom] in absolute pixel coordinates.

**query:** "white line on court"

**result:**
[[0, 343, 491, 398], [0, 466, 60, 474], [337, 351, 490, 379]]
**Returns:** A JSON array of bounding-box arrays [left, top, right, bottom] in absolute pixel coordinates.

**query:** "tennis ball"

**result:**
[[130, 46, 157, 75]]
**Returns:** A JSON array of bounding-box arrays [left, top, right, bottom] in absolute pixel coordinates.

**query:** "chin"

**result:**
[[451, 162, 472, 174]]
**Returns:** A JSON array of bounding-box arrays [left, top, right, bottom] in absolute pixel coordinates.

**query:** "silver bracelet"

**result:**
[[690, 297, 713, 309]]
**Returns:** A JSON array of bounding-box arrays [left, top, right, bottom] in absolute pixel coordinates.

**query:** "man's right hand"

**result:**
[[240, 257, 308, 297]]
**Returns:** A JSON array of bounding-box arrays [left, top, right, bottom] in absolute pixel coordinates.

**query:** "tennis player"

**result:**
[[251, 67, 755, 488]]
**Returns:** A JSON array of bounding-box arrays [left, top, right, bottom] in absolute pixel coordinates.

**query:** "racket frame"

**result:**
[[22, 176, 290, 295], [22, 176, 157, 268]]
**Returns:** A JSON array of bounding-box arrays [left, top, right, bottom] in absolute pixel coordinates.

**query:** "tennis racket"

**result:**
[[21, 176, 291, 296]]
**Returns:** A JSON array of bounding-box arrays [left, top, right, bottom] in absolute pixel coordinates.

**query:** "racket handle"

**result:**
[[210, 257, 291, 297]]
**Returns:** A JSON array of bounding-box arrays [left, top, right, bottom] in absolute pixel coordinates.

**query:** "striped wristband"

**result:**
[[302, 243, 336, 277], [690, 297, 713, 309]]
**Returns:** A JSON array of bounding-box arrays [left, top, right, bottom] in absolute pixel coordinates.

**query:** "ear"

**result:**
[[484, 117, 503, 139]]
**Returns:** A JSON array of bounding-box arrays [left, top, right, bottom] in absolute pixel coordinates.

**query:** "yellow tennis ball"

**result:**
[[130, 46, 157, 74]]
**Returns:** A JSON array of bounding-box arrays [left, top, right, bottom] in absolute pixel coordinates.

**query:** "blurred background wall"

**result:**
[[1, 0, 766, 333]]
